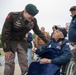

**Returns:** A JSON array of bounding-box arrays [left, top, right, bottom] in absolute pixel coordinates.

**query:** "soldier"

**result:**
[[1, 4, 48, 75]]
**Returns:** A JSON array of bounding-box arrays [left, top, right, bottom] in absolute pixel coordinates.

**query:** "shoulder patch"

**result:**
[[59, 41, 62, 46], [48, 44, 51, 48], [7, 13, 11, 19]]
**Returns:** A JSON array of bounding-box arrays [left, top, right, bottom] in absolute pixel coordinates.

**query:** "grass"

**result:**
[[0, 49, 4, 56]]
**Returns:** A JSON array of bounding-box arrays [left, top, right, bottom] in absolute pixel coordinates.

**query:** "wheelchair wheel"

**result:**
[[66, 60, 75, 75]]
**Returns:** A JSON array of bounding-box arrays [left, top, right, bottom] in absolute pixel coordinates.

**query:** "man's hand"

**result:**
[[25, 33, 28, 38], [5, 51, 14, 60], [32, 47, 37, 53], [40, 58, 51, 64]]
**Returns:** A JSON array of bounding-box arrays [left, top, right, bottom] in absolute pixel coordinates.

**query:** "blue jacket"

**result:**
[[27, 38, 72, 75], [27, 32, 33, 48], [36, 38, 72, 66], [68, 15, 76, 43]]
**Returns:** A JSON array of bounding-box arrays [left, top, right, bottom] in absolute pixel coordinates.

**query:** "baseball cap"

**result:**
[[70, 6, 76, 11]]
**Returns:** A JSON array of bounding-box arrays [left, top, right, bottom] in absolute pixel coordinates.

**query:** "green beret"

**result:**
[[25, 4, 39, 16]]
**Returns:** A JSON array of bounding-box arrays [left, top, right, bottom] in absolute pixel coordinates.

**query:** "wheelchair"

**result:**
[[27, 54, 75, 75], [60, 59, 75, 75]]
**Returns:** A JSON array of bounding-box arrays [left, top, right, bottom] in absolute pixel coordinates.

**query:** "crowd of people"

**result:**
[[1, 3, 76, 75]]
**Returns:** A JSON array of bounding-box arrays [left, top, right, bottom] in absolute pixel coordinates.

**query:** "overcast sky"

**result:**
[[0, 0, 76, 34]]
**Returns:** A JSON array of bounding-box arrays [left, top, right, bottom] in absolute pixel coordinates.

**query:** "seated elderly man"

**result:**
[[27, 27, 72, 75]]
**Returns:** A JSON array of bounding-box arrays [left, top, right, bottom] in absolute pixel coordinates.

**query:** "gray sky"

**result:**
[[0, 0, 76, 34]]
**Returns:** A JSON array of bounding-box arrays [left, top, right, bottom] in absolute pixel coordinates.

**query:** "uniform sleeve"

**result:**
[[32, 18, 48, 43], [1, 12, 13, 52], [51, 44, 72, 65]]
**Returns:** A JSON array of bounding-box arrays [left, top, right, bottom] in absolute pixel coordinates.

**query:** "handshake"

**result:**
[[32, 46, 51, 64], [32, 46, 45, 56]]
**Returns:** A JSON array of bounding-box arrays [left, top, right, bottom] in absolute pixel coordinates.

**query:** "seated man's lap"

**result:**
[[27, 62, 60, 75]]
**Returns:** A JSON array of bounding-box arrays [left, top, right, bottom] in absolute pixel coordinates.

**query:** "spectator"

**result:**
[[65, 23, 70, 32], [51, 25, 58, 37], [26, 32, 33, 66], [68, 6, 76, 43], [68, 6, 76, 75], [35, 27, 50, 48]]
